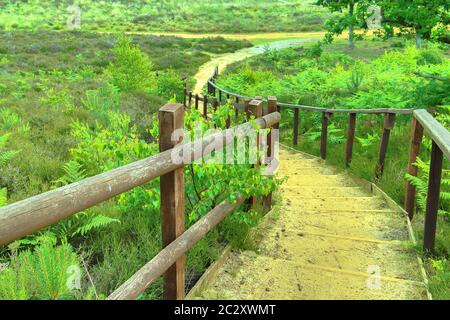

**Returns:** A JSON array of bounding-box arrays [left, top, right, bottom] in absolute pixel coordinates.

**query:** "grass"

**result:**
[[0, 29, 273, 299], [0, 0, 331, 34]]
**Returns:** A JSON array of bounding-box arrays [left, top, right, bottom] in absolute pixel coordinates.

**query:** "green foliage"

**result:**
[[378, 0, 449, 46], [0, 133, 20, 167], [106, 36, 155, 92], [0, 187, 6, 207], [0, 239, 80, 300], [70, 112, 156, 174], [0, 0, 328, 33], [0, 108, 21, 130], [405, 157, 450, 218], [53, 161, 86, 186]]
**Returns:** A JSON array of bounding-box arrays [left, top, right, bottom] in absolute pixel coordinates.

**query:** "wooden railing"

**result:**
[[204, 67, 450, 254], [0, 101, 281, 300]]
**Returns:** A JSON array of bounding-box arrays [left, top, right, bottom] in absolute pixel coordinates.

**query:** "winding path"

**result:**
[[191, 36, 321, 94]]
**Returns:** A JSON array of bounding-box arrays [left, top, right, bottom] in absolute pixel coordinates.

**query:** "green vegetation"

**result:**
[[0, 0, 330, 33], [0, 29, 278, 299], [316, 0, 449, 48], [215, 38, 450, 299]]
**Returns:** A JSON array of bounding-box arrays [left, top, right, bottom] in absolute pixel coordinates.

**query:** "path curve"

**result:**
[[191, 37, 321, 94]]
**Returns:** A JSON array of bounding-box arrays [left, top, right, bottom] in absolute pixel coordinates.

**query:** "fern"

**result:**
[[48, 161, 120, 240], [405, 157, 450, 217], [0, 108, 21, 129], [0, 188, 6, 207], [0, 239, 80, 300], [0, 133, 20, 167], [53, 161, 86, 186], [357, 133, 379, 148], [73, 215, 121, 237]]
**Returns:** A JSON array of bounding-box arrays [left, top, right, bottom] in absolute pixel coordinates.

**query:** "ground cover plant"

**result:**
[[0, 30, 279, 299], [0, 0, 331, 34], [214, 37, 450, 299]]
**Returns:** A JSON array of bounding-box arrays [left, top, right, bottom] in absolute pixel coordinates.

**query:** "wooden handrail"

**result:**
[[414, 109, 450, 160], [0, 112, 281, 246], [108, 195, 246, 300], [207, 78, 416, 115]]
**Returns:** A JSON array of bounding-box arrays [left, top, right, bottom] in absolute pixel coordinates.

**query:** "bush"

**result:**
[[417, 48, 444, 66], [0, 239, 80, 300], [106, 36, 155, 92]]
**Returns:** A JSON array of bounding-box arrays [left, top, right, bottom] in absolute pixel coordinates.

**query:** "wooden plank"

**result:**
[[293, 108, 299, 146], [405, 117, 424, 220], [159, 103, 185, 300], [345, 113, 357, 167], [244, 98, 251, 119], [414, 109, 450, 160], [375, 113, 396, 179], [0, 113, 281, 246], [108, 196, 246, 300], [248, 99, 263, 208], [264, 96, 278, 211], [424, 141, 444, 253]]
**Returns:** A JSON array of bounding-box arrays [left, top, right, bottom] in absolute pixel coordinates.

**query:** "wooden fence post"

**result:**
[[203, 95, 208, 119], [320, 112, 332, 160], [212, 97, 218, 112], [248, 99, 263, 208], [293, 108, 299, 146], [235, 97, 239, 119], [375, 113, 396, 179], [194, 94, 199, 110], [159, 103, 185, 300], [183, 86, 187, 108], [188, 92, 192, 108], [423, 141, 444, 253], [244, 98, 251, 119], [405, 117, 424, 220], [264, 96, 278, 211], [219, 90, 222, 104], [345, 113, 357, 167]]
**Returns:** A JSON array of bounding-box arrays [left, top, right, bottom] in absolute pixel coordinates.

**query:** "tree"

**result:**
[[316, 0, 366, 48], [378, 0, 449, 48]]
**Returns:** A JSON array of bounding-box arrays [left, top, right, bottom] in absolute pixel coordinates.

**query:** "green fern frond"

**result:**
[[73, 215, 120, 237], [0, 133, 10, 148], [0, 150, 20, 167], [54, 161, 86, 186], [0, 188, 7, 207]]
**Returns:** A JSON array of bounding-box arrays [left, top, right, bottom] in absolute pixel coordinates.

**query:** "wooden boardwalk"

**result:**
[[193, 147, 429, 300]]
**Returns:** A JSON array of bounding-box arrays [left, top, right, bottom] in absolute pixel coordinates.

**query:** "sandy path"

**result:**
[[193, 147, 427, 300], [192, 37, 321, 94]]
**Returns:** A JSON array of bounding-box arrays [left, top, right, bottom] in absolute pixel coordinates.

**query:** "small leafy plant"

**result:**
[[0, 238, 81, 300]]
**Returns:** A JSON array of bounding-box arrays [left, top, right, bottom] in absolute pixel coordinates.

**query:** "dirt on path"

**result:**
[[193, 147, 428, 300]]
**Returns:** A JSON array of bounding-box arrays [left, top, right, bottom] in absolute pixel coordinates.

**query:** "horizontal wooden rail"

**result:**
[[207, 78, 416, 115], [108, 195, 246, 300], [414, 109, 450, 160], [0, 112, 281, 246]]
